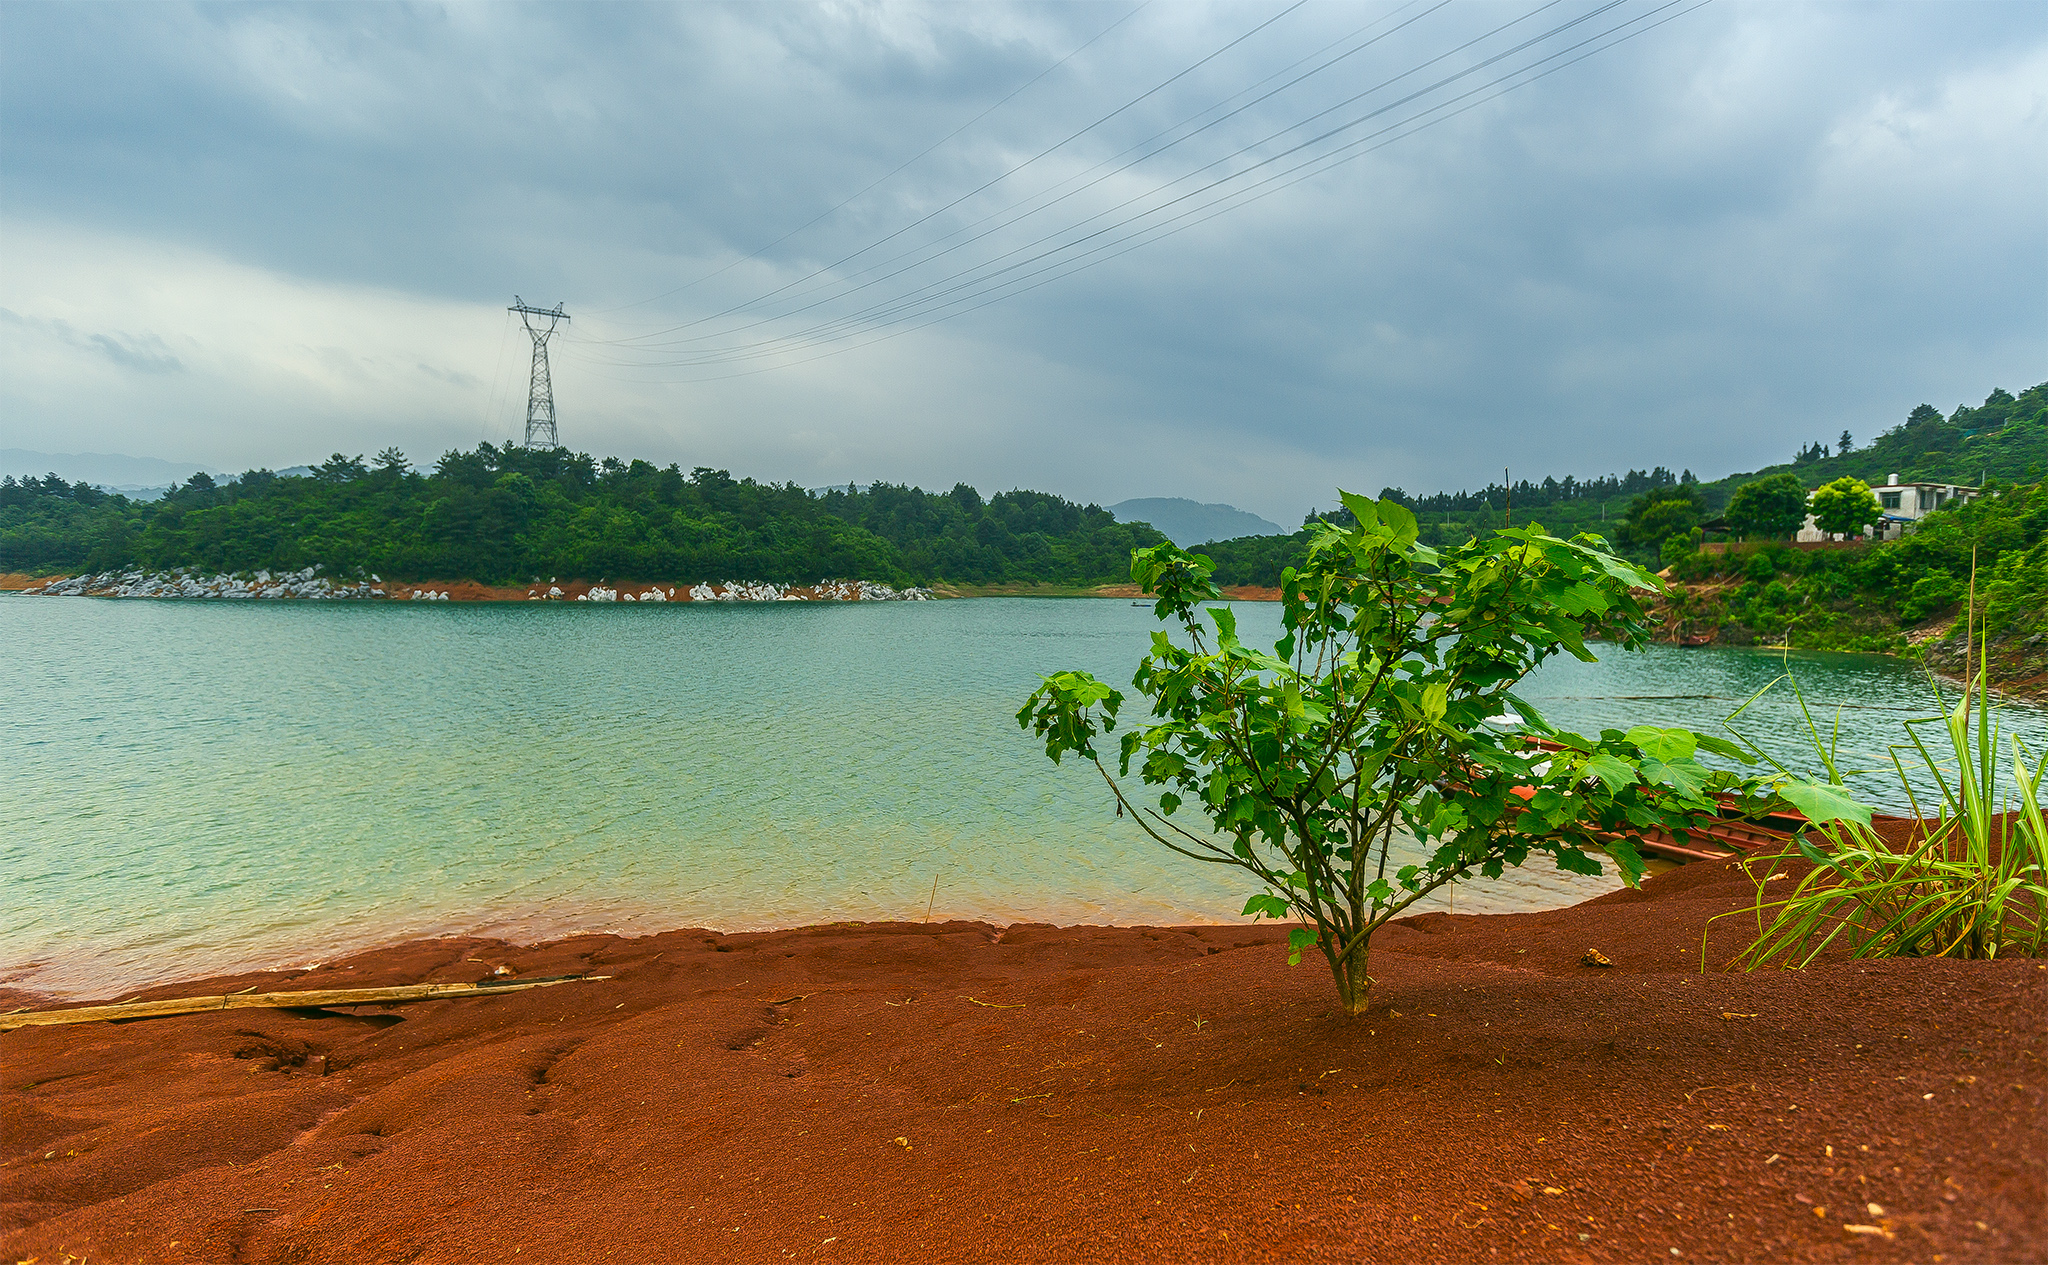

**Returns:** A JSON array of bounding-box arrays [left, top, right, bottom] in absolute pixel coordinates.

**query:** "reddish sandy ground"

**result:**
[[2, 859, 2042, 1265], [1089, 583, 1282, 601]]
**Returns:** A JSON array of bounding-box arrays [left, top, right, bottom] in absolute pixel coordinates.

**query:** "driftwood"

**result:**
[[0, 974, 607, 1031]]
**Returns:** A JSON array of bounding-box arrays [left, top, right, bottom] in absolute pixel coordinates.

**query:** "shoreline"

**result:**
[[4, 570, 936, 604], [4, 859, 2040, 1263], [1, 571, 1282, 602], [18, 570, 2034, 702]]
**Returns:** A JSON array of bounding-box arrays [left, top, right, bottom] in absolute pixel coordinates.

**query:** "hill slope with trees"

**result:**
[[1202, 383, 2045, 580], [1191, 384, 2047, 688], [1200, 383, 2047, 575], [1105, 498, 1284, 547]]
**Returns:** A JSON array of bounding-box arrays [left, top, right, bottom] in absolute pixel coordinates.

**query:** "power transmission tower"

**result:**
[[509, 297, 570, 448]]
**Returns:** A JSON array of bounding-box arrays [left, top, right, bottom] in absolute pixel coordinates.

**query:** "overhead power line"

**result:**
[[584, 0, 1312, 348], [564, 0, 1714, 383], [580, 0, 1459, 356], [582, 1, 1154, 318], [581, 0, 1610, 366]]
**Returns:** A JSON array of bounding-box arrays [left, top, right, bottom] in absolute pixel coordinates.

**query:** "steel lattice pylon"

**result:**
[[509, 297, 569, 448]]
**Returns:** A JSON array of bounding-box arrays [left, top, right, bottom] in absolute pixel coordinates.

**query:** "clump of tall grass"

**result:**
[[1713, 629, 2047, 968]]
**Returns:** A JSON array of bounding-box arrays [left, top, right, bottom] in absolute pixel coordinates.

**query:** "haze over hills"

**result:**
[[2, 450, 315, 500], [1106, 498, 1285, 547], [1, 449, 211, 490]]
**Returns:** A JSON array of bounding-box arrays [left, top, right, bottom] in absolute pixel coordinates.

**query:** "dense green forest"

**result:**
[[0, 444, 1163, 587], [1202, 477, 2046, 648], [1203, 382, 2048, 583], [1191, 385, 2048, 684], [8, 382, 2042, 640], [1664, 481, 2048, 655], [1295, 382, 2047, 559]]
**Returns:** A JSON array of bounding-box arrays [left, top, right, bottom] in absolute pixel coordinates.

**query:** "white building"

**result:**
[[1796, 474, 1979, 543]]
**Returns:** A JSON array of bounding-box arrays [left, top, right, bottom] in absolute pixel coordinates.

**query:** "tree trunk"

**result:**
[[1330, 936, 1373, 1016]]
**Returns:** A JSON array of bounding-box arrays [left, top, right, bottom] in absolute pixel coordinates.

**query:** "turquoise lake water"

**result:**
[[5, 595, 2043, 997]]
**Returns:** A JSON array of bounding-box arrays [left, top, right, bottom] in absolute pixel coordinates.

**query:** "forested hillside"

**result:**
[[1191, 385, 2047, 686], [1204, 382, 2047, 581], [1666, 480, 2048, 653], [0, 444, 1163, 587]]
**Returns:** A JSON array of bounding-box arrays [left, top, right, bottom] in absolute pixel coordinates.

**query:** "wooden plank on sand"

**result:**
[[0, 974, 607, 1031]]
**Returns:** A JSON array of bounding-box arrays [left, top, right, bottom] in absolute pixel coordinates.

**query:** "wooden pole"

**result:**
[[1, 974, 606, 1032]]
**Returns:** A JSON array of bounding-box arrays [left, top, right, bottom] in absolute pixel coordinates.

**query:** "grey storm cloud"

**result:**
[[0, 308, 185, 376], [1, 0, 2042, 524]]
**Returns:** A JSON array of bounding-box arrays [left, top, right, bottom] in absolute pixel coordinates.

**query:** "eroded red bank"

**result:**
[[3, 858, 2041, 1264]]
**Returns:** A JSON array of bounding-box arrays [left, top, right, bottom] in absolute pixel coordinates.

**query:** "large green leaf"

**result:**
[[1775, 779, 1874, 826], [1338, 491, 1382, 532], [1377, 498, 1420, 548], [1585, 752, 1640, 792], [1286, 926, 1318, 965], [1693, 733, 1757, 765], [1242, 893, 1291, 919], [1626, 725, 1698, 762], [1551, 846, 1604, 877]]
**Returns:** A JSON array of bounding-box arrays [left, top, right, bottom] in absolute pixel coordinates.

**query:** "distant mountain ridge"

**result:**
[[2, 451, 318, 502], [2, 448, 212, 488], [1108, 498, 1285, 547]]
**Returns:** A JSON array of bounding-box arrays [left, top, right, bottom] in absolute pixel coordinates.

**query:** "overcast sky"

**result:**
[[2, 1, 2041, 522]]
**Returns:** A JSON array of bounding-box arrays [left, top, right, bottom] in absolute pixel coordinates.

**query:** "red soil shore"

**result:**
[[4, 859, 2041, 1265], [1089, 583, 1283, 601]]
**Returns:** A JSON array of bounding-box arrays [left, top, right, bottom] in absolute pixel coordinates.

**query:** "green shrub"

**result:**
[[1727, 473, 1810, 541], [1810, 476, 1882, 537], [1982, 541, 2048, 636], [1659, 530, 1700, 570], [1717, 653, 2047, 967], [1022, 493, 1781, 1015], [1901, 571, 1965, 623]]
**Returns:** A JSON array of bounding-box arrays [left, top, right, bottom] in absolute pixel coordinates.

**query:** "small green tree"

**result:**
[[1619, 485, 1704, 553], [315, 453, 369, 483], [1019, 493, 1771, 1016], [1726, 474, 1809, 541], [1809, 476, 1882, 538]]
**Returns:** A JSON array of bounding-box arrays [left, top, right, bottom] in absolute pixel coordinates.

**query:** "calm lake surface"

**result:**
[[6, 595, 2044, 996]]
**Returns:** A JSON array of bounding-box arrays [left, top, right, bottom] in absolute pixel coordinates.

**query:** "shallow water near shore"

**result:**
[[5, 595, 2043, 996]]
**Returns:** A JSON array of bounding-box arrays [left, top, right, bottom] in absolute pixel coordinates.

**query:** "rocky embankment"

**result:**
[[1917, 617, 2048, 698], [23, 567, 380, 600], [1648, 577, 2046, 699], [18, 568, 935, 603], [566, 579, 931, 602]]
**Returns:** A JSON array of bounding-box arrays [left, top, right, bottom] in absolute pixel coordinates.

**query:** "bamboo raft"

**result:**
[[1, 973, 605, 1032]]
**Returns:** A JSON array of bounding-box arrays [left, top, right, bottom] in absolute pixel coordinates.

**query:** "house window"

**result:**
[[1880, 491, 1901, 509]]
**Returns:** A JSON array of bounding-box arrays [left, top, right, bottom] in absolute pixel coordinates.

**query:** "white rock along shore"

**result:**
[[20, 568, 934, 603]]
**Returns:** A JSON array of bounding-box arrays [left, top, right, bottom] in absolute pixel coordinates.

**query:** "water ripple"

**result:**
[[3, 596, 2039, 996]]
